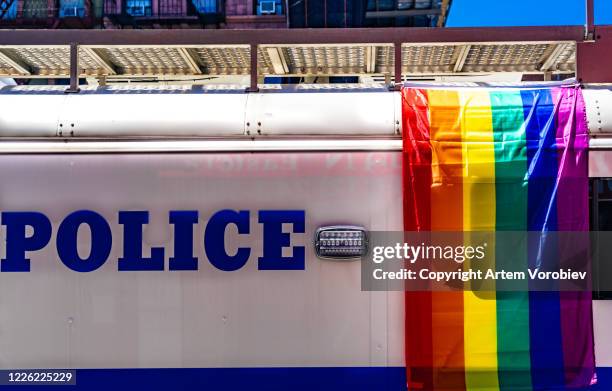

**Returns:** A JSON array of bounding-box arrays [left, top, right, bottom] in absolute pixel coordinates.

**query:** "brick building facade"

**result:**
[[0, 0, 449, 29]]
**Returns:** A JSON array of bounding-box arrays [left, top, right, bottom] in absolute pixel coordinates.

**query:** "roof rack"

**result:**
[[0, 24, 610, 91]]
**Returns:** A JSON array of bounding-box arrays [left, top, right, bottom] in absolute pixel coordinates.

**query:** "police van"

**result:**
[[0, 82, 610, 390]]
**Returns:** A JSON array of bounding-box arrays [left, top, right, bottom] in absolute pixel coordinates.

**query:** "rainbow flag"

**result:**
[[401, 85, 595, 391]]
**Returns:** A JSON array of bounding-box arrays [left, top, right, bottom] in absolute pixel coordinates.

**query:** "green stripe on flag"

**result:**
[[491, 91, 533, 391]]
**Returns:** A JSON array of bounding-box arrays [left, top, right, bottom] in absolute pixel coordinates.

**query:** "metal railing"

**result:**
[[103, 0, 223, 19], [0, 0, 223, 22], [0, 0, 95, 24]]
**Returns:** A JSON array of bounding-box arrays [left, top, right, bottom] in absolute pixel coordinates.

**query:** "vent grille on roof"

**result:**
[[0, 42, 577, 78]]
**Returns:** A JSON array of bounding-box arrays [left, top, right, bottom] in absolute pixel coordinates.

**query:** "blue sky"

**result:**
[[447, 0, 612, 27]]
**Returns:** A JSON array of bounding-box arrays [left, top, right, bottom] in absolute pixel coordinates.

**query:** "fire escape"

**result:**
[[0, 0, 16, 19], [103, 0, 224, 28], [0, 0, 95, 28]]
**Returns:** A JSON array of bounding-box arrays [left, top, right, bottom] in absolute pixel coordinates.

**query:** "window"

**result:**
[[414, 0, 434, 9], [367, 0, 395, 11], [397, 0, 413, 10], [367, 0, 437, 11], [0, 0, 17, 19], [125, 0, 151, 16], [158, 0, 185, 17], [365, 0, 439, 27], [22, 0, 48, 18], [59, 0, 85, 17], [591, 178, 612, 299], [192, 0, 215, 14], [256, 0, 282, 16]]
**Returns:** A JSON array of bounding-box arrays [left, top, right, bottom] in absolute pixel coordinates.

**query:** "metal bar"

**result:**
[[0, 49, 31, 75], [438, 0, 450, 27], [177, 48, 202, 74], [453, 44, 470, 73], [323, 0, 326, 27], [589, 137, 612, 149], [266, 47, 288, 74], [539, 43, 565, 72], [366, 9, 441, 18], [284, 0, 290, 28], [586, 0, 595, 40], [0, 139, 403, 154], [2, 69, 578, 80], [0, 27, 587, 46], [248, 43, 258, 92], [80, 47, 117, 75], [393, 42, 402, 89], [65, 42, 80, 93], [365, 46, 377, 74]]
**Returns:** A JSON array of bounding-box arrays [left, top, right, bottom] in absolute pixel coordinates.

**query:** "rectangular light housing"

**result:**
[[315, 226, 368, 259]]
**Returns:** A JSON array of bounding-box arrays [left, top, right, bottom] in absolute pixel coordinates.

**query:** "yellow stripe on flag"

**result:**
[[459, 90, 500, 391]]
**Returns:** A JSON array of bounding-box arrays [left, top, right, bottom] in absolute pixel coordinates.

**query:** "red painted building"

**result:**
[[224, 0, 285, 28], [0, 0, 96, 27], [1, 0, 449, 29]]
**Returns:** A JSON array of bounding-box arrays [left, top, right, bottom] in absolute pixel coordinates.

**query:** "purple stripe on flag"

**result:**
[[553, 86, 596, 388]]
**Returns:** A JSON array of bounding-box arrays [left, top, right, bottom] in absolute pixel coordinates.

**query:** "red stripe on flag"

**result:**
[[402, 88, 434, 390]]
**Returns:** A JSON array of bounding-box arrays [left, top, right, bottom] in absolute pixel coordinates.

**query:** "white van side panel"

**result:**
[[0, 152, 404, 369]]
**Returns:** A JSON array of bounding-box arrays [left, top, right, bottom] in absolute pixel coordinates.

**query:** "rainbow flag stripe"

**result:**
[[401, 86, 595, 391]]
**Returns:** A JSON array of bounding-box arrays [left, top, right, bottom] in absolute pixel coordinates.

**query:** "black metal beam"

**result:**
[[65, 42, 80, 93], [0, 26, 586, 46], [248, 43, 259, 92], [394, 42, 402, 90]]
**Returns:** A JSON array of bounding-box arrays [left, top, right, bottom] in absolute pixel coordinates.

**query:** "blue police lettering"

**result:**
[[1, 211, 52, 272], [258, 210, 305, 270], [169, 210, 199, 271], [204, 210, 251, 272], [0, 209, 305, 273], [57, 210, 112, 272], [118, 211, 165, 271]]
